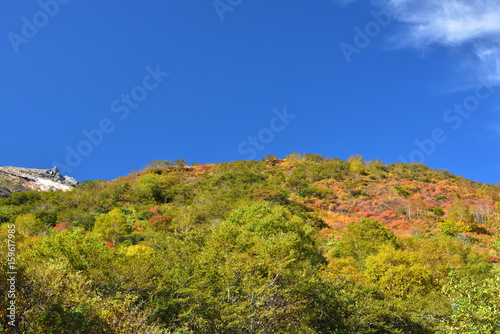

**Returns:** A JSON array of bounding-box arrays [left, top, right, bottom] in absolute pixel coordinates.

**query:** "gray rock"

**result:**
[[0, 166, 79, 194], [0, 186, 11, 198], [9, 183, 33, 193], [64, 175, 79, 187]]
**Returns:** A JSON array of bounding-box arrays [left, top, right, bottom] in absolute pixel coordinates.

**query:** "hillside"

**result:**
[[1, 154, 499, 333]]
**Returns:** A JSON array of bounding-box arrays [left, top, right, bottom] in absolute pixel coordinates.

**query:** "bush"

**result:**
[[154, 202, 348, 333], [432, 207, 445, 216], [393, 185, 411, 198], [329, 218, 400, 264], [173, 158, 188, 167], [16, 213, 46, 236], [299, 188, 311, 197], [147, 214, 172, 232], [365, 245, 436, 298], [34, 304, 105, 334], [0, 191, 41, 206], [34, 210, 58, 227], [54, 221, 73, 232], [93, 208, 131, 244], [443, 274, 500, 333], [438, 219, 471, 236]]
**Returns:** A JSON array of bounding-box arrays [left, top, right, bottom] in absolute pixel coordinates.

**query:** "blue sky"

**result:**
[[1, 0, 500, 184]]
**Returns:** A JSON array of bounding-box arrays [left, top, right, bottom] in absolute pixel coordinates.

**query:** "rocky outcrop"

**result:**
[[0, 186, 11, 198], [0, 166, 78, 197]]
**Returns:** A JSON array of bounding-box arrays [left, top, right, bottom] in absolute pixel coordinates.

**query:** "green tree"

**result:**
[[16, 213, 46, 236], [443, 274, 500, 333], [33, 210, 58, 227], [365, 245, 436, 298], [348, 155, 366, 176], [438, 219, 471, 236], [12, 229, 162, 333], [142, 160, 172, 171], [328, 218, 400, 265], [447, 199, 473, 223], [173, 158, 188, 167], [93, 208, 131, 244], [154, 202, 348, 333]]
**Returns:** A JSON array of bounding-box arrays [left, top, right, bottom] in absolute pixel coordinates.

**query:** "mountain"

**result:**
[[0, 166, 78, 197], [1, 155, 499, 333]]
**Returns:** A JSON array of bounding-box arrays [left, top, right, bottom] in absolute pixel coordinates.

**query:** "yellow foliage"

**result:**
[[438, 219, 471, 236], [15, 213, 46, 237], [326, 256, 366, 283], [124, 244, 154, 257], [93, 208, 130, 244], [365, 245, 435, 298]]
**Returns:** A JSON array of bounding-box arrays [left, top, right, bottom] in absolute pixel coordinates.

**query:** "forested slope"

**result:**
[[1, 154, 499, 333]]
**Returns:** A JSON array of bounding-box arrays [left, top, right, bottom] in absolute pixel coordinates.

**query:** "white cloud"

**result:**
[[386, 0, 500, 83], [337, 0, 500, 83], [386, 0, 500, 44], [473, 42, 500, 82]]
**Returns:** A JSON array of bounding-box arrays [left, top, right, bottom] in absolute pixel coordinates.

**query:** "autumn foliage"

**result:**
[[0, 155, 499, 333]]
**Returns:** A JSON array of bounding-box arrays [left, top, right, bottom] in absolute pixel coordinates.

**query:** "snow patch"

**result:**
[[35, 178, 72, 191]]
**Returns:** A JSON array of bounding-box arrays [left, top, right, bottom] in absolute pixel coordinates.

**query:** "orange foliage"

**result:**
[[147, 214, 173, 232], [54, 221, 73, 231]]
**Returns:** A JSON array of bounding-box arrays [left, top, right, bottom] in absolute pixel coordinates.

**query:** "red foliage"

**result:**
[[336, 205, 347, 213], [103, 241, 115, 248], [134, 221, 145, 233], [148, 214, 173, 231], [54, 221, 73, 231], [193, 164, 213, 174], [379, 210, 397, 220], [388, 219, 410, 231], [488, 256, 500, 264], [362, 211, 375, 217]]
